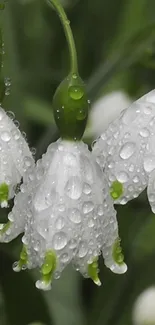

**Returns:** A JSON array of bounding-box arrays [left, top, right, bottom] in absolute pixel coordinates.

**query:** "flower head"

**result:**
[[0, 106, 34, 207], [92, 90, 155, 210], [132, 287, 155, 325], [87, 90, 132, 137], [0, 139, 127, 290]]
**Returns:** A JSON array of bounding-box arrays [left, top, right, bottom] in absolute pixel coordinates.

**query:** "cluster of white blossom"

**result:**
[[0, 89, 155, 290]]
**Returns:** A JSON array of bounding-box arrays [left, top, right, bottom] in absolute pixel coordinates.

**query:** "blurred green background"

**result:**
[[1, 0, 155, 324]]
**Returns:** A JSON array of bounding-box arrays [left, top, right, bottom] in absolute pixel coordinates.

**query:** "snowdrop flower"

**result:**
[[132, 287, 155, 325], [0, 139, 127, 290], [92, 90, 155, 210], [0, 106, 34, 207], [87, 91, 132, 137]]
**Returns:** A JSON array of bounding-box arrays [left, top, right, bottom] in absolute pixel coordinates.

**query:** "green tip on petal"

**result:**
[[53, 73, 89, 140], [13, 245, 28, 272], [110, 181, 123, 200], [88, 258, 101, 286], [0, 183, 9, 207], [112, 238, 125, 265], [0, 221, 11, 235], [38, 250, 57, 288]]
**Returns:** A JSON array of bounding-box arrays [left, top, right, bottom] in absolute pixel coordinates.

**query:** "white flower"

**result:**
[[86, 91, 132, 137], [132, 287, 155, 325], [92, 90, 155, 209], [0, 107, 34, 207], [0, 139, 127, 290]]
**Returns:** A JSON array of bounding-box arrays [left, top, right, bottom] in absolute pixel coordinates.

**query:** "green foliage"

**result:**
[[0, 0, 155, 324]]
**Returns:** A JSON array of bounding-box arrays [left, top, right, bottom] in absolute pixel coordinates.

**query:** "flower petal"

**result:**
[[92, 90, 155, 204]]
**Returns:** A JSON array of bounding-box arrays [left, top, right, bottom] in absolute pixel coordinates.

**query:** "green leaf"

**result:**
[[24, 97, 54, 126]]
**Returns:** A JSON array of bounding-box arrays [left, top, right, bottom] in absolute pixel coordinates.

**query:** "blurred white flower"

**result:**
[[0, 107, 34, 207], [92, 89, 155, 210], [133, 287, 155, 325], [0, 139, 127, 290], [86, 91, 132, 137]]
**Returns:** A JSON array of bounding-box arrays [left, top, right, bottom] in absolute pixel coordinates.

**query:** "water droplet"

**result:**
[[1, 131, 11, 142], [65, 176, 82, 200], [58, 204, 65, 212], [7, 111, 15, 120], [31, 147, 36, 156], [60, 253, 69, 263], [73, 73, 77, 79], [12, 261, 21, 272], [4, 77, 11, 87], [116, 172, 129, 183], [78, 241, 88, 258], [69, 208, 81, 224], [83, 183, 91, 195], [69, 86, 84, 100], [128, 185, 134, 192], [119, 142, 135, 159], [55, 217, 65, 230], [53, 231, 67, 250], [133, 176, 139, 183], [76, 108, 87, 120], [83, 201, 94, 214], [144, 155, 155, 173], [68, 238, 77, 249], [97, 205, 104, 216], [24, 156, 33, 168], [129, 164, 134, 172], [54, 271, 61, 280], [120, 197, 127, 205], [12, 129, 20, 140], [144, 104, 152, 115], [139, 128, 150, 138], [66, 19, 70, 25], [88, 218, 94, 228]]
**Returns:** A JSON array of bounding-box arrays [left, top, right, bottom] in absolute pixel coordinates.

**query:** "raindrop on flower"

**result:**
[[68, 86, 84, 100], [53, 231, 67, 250], [1, 131, 11, 142], [65, 176, 82, 200], [119, 142, 135, 159], [68, 208, 82, 224]]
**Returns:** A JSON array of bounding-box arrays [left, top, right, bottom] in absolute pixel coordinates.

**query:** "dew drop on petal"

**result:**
[[139, 128, 150, 138], [83, 201, 94, 214], [65, 176, 82, 200], [1, 131, 11, 142], [119, 142, 135, 160], [144, 156, 155, 173], [53, 231, 67, 250], [68, 238, 77, 249], [55, 216, 65, 230], [78, 241, 88, 258], [69, 208, 82, 224], [116, 172, 129, 183], [83, 183, 91, 195]]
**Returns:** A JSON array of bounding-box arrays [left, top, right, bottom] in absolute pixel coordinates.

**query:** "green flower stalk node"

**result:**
[[47, 0, 90, 140], [53, 73, 89, 140]]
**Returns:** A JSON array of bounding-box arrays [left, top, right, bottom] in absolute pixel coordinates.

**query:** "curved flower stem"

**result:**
[[47, 0, 78, 74]]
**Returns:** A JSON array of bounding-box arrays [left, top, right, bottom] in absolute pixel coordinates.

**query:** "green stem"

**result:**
[[47, 0, 78, 74]]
